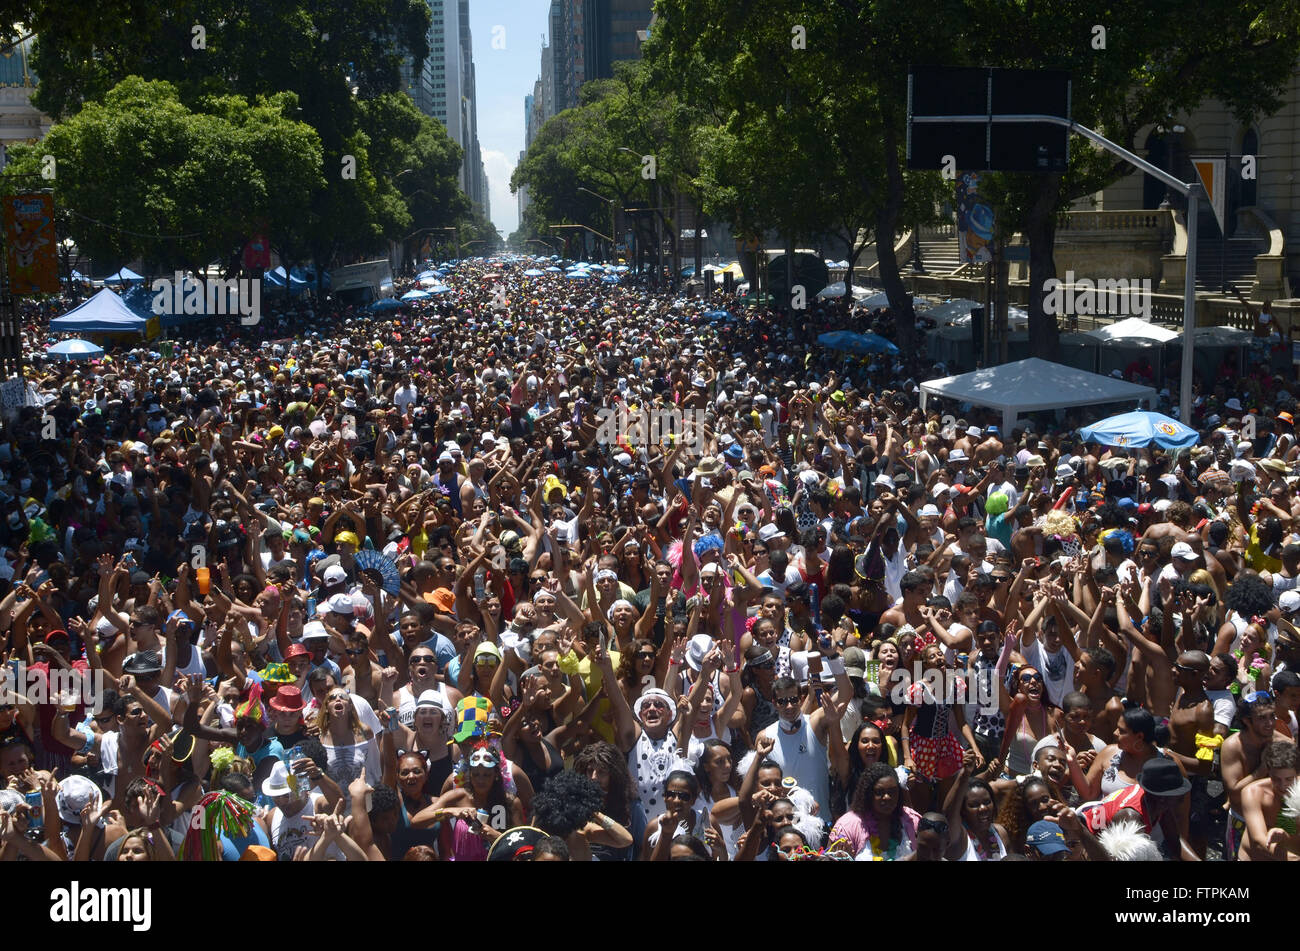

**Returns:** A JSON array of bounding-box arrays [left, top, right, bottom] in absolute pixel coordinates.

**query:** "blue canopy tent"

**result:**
[[50, 289, 150, 336], [103, 267, 144, 286], [816, 331, 899, 355], [1078, 410, 1198, 450]]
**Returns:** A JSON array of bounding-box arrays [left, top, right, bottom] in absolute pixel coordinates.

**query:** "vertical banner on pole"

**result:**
[[4, 193, 58, 295], [955, 172, 994, 264], [1192, 158, 1226, 234]]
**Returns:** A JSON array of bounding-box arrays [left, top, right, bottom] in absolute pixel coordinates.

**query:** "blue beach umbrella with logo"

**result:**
[[1078, 410, 1198, 450]]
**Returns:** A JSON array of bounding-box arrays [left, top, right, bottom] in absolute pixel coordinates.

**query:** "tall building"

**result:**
[[0, 33, 51, 161], [401, 0, 486, 212], [525, 0, 653, 147], [582, 0, 655, 83]]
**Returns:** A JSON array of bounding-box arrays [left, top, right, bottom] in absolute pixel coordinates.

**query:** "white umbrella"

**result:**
[[46, 338, 104, 361]]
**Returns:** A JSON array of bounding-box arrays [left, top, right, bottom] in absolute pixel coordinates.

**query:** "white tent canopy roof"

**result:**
[[816, 281, 872, 299], [920, 357, 1157, 434], [1085, 317, 1178, 343]]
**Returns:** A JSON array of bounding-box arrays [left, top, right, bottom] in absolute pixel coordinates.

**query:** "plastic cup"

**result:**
[[196, 567, 210, 595]]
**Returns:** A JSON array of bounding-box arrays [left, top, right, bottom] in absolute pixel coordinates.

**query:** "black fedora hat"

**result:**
[[122, 650, 163, 676], [1138, 758, 1191, 798]]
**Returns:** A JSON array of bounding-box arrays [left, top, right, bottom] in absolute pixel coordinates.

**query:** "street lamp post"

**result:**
[[578, 186, 617, 262], [618, 146, 661, 288]]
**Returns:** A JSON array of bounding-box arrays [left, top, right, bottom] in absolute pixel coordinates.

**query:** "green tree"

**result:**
[[3, 76, 322, 277], [958, 0, 1300, 358], [650, 0, 961, 344], [20, 0, 459, 273]]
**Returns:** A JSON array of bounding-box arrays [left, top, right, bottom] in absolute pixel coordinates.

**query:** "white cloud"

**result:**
[[482, 149, 519, 237]]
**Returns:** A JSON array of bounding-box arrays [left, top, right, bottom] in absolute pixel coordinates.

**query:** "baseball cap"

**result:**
[[757, 524, 786, 543], [841, 646, 867, 679], [323, 565, 348, 586], [1279, 590, 1300, 615], [1170, 542, 1198, 561], [918, 504, 941, 518], [1025, 820, 1070, 855]]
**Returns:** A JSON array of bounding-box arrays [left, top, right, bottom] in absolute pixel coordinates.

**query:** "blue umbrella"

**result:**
[[816, 331, 899, 355], [545, 266, 562, 273], [523, 269, 544, 277], [368, 297, 406, 313], [415, 269, 438, 280], [600, 274, 621, 284], [702, 309, 734, 322], [47, 338, 104, 360], [1078, 411, 1198, 450], [427, 284, 452, 294], [565, 271, 591, 280], [400, 289, 431, 301]]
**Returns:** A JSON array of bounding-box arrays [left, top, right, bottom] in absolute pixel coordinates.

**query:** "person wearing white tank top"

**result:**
[[942, 769, 1008, 861]]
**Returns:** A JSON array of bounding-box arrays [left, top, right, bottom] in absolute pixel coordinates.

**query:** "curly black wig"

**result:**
[[529, 770, 605, 838]]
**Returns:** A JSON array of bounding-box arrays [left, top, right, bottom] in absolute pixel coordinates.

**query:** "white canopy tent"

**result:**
[[816, 281, 872, 300], [919, 357, 1157, 435], [948, 306, 1030, 331], [920, 298, 982, 323], [1085, 317, 1178, 343]]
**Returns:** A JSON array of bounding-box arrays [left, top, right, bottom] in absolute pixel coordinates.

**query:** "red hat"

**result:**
[[269, 685, 305, 713], [44, 629, 69, 643], [284, 643, 309, 660]]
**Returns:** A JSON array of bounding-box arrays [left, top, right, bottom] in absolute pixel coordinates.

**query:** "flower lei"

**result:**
[[865, 832, 903, 861], [1229, 645, 1270, 695], [784, 836, 854, 861]]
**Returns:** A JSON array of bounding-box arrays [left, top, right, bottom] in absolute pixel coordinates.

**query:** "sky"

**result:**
[[469, 0, 553, 239]]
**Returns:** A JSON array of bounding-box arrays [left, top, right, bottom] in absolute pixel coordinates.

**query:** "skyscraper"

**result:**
[[401, 0, 487, 212], [583, 0, 655, 82]]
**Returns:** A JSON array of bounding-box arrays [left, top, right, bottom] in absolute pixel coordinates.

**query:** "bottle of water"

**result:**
[[287, 745, 304, 792]]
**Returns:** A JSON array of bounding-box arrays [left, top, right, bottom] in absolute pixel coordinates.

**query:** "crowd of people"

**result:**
[[0, 255, 1296, 863]]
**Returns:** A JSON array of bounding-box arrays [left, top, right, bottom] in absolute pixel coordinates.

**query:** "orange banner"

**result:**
[[4, 193, 57, 295]]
